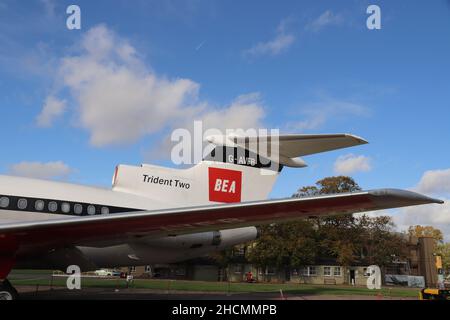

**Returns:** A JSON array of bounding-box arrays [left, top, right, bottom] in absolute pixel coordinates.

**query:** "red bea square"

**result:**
[[208, 167, 242, 203]]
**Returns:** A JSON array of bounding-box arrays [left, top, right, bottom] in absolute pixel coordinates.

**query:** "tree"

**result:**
[[246, 220, 317, 281], [408, 225, 444, 245], [294, 176, 363, 266], [358, 215, 408, 266], [294, 176, 406, 267], [315, 176, 362, 194], [209, 248, 235, 281], [215, 176, 409, 282], [293, 176, 361, 198], [436, 243, 450, 274], [292, 185, 319, 197]]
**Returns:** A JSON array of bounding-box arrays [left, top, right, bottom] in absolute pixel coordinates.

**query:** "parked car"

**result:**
[[94, 269, 113, 277]]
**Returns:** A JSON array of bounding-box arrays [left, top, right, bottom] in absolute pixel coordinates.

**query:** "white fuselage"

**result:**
[[0, 172, 259, 270]]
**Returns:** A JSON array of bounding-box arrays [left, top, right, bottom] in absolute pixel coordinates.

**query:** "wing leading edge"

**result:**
[[207, 133, 369, 167], [0, 189, 443, 253]]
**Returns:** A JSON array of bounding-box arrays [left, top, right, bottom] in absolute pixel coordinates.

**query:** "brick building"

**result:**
[[120, 236, 441, 288]]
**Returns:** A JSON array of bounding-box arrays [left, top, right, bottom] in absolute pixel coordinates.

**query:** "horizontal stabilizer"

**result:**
[[207, 133, 368, 167]]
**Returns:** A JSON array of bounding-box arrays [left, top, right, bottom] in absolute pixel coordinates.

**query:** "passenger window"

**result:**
[[48, 201, 58, 212], [0, 197, 9, 208], [87, 205, 96, 215], [35, 200, 45, 211], [17, 198, 27, 210], [74, 204, 83, 215], [101, 207, 109, 215], [61, 202, 70, 213]]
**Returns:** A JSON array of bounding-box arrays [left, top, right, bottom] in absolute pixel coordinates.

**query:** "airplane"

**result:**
[[0, 133, 443, 299]]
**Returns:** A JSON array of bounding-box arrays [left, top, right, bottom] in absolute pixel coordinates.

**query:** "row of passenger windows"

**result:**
[[0, 196, 109, 215]]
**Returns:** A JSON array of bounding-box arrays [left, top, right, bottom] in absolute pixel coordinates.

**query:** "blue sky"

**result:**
[[1, 0, 449, 238]]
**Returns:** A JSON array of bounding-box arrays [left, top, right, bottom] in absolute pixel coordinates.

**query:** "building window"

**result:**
[[35, 200, 45, 211], [234, 265, 243, 274], [298, 266, 317, 277], [235, 246, 245, 256], [144, 265, 151, 273], [0, 197, 10, 208], [129, 266, 136, 273], [334, 267, 341, 277], [101, 207, 109, 215], [324, 266, 332, 276], [266, 267, 276, 275], [87, 205, 96, 215], [74, 204, 83, 215], [299, 267, 308, 276], [48, 201, 57, 212], [61, 202, 70, 213], [175, 268, 186, 276], [363, 268, 370, 277], [17, 198, 27, 210]]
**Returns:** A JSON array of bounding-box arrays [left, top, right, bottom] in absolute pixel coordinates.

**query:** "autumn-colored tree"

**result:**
[[293, 176, 406, 267], [315, 176, 362, 194], [294, 176, 363, 266], [292, 185, 320, 197], [214, 176, 408, 278], [293, 176, 361, 198], [408, 225, 444, 245], [357, 215, 408, 266], [436, 243, 450, 274], [246, 220, 317, 281]]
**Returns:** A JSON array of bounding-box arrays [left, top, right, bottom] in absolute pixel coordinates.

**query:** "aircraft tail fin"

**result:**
[[112, 133, 368, 206]]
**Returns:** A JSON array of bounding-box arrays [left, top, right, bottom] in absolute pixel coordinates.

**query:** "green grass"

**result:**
[[9, 270, 419, 298]]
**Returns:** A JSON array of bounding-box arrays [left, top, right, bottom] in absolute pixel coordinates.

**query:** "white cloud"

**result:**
[[9, 161, 73, 180], [382, 200, 450, 242], [306, 10, 343, 32], [286, 98, 369, 132], [148, 92, 266, 162], [40, 25, 265, 147], [334, 154, 372, 175], [405, 168, 450, 241], [244, 19, 295, 57], [197, 93, 265, 131], [395, 201, 450, 228], [415, 168, 450, 195], [362, 168, 450, 241], [36, 96, 66, 127]]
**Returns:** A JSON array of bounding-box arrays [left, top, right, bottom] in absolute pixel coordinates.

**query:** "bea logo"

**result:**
[[208, 167, 242, 203]]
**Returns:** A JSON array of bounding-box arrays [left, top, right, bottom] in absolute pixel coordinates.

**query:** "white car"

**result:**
[[94, 269, 113, 277]]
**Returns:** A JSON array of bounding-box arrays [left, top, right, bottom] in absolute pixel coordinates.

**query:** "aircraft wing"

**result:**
[[0, 189, 442, 254]]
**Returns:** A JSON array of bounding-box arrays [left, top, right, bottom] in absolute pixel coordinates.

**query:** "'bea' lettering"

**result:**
[[214, 179, 236, 193], [208, 168, 242, 203]]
